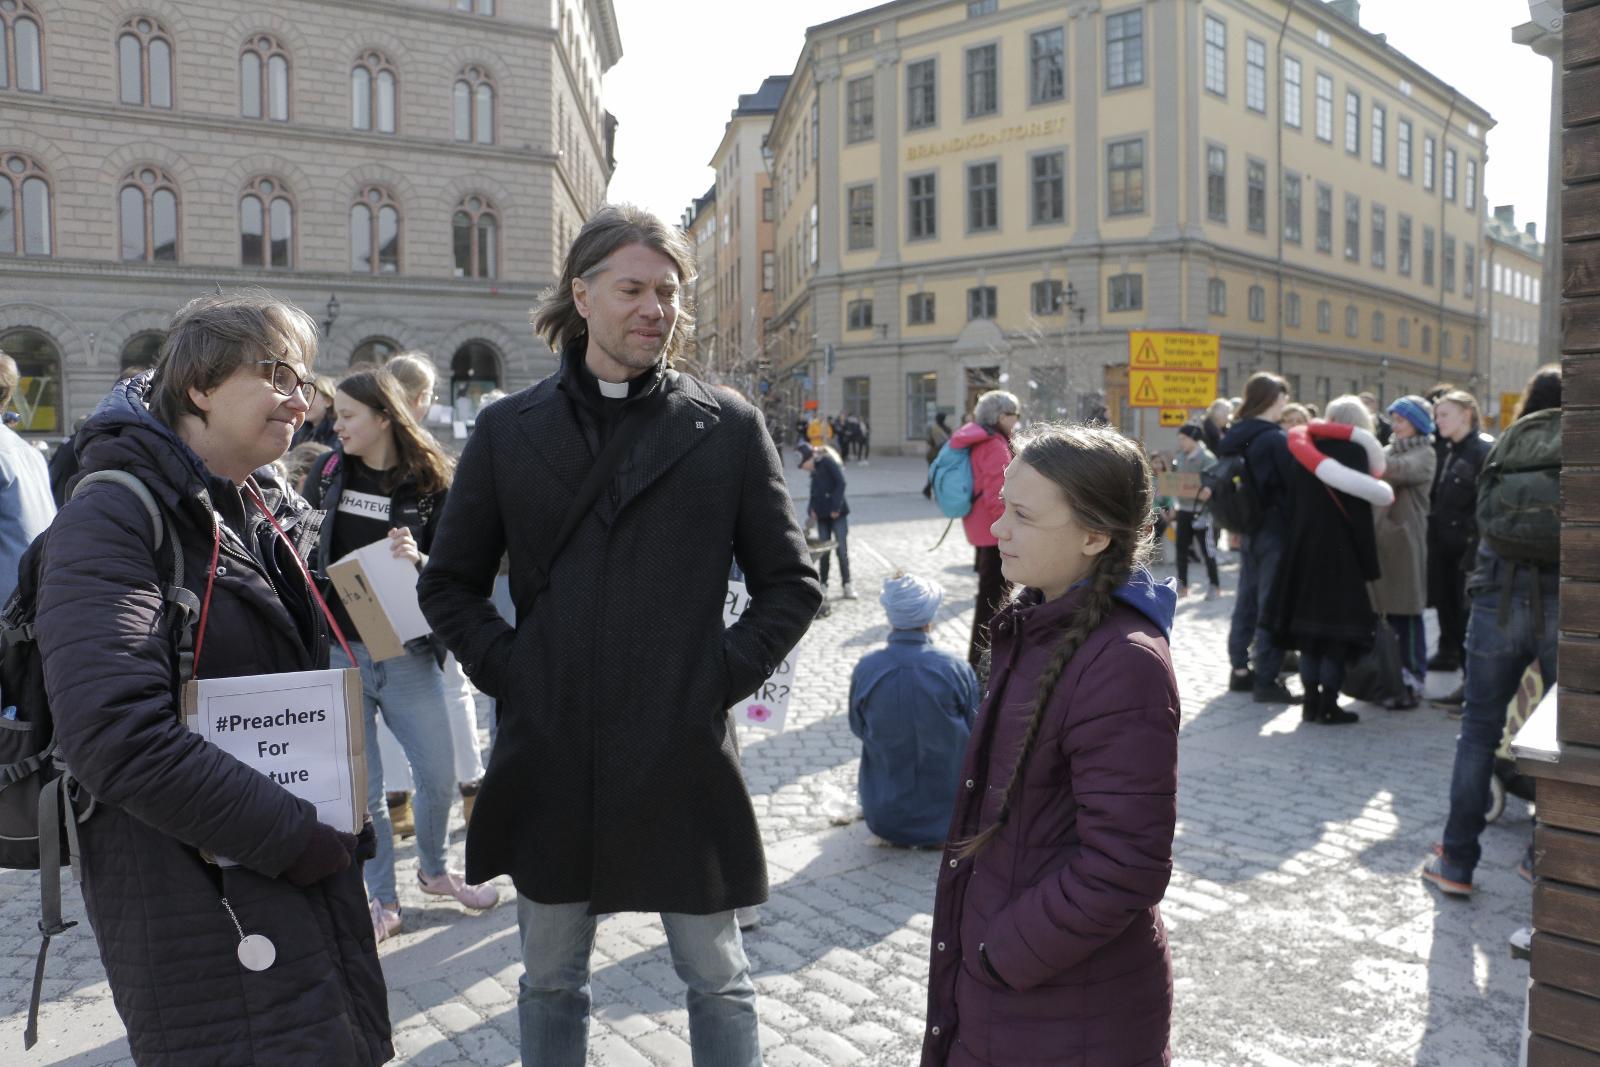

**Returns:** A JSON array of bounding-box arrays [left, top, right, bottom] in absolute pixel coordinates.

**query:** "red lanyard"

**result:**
[[192, 485, 356, 674]]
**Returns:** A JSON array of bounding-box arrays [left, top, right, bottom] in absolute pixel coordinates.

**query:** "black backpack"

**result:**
[[1201, 453, 1263, 534], [0, 470, 199, 1049]]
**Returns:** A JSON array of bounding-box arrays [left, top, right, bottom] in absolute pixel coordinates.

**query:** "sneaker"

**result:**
[[1228, 668, 1255, 692], [1508, 926, 1533, 961], [1433, 684, 1465, 707], [418, 869, 500, 910], [841, 583, 858, 600], [1252, 680, 1299, 705], [736, 906, 761, 932], [369, 898, 401, 942], [1420, 855, 1473, 897]]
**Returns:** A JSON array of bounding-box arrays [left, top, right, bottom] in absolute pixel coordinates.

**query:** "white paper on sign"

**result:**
[[188, 669, 361, 834], [343, 540, 431, 643], [723, 580, 797, 732]]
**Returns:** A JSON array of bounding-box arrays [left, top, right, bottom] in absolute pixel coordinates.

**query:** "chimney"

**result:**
[[1526, 222, 1539, 240], [1494, 205, 1515, 227], [1326, 0, 1361, 26]]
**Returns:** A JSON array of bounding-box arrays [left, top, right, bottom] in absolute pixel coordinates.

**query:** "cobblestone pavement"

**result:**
[[3, 456, 1535, 1065]]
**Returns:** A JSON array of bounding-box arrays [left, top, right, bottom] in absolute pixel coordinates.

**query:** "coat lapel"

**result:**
[[609, 374, 721, 522], [513, 376, 592, 499]]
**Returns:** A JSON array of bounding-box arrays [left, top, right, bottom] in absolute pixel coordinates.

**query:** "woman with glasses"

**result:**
[[302, 368, 500, 943], [34, 293, 392, 1064]]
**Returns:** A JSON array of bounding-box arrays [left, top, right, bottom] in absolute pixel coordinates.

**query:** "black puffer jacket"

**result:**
[[34, 377, 392, 1066], [1428, 431, 1493, 564]]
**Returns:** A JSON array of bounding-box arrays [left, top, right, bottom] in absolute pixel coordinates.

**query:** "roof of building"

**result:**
[[734, 76, 791, 117], [1486, 205, 1544, 257]]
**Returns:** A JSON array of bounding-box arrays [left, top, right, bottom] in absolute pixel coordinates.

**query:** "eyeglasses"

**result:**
[[1001, 409, 1019, 417], [254, 359, 315, 403]]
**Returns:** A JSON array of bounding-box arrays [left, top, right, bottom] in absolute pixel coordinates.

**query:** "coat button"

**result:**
[[215, 564, 228, 577], [930, 1026, 941, 1036], [965, 779, 975, 789], [949, 858, 958, 868], [937, 941, 946, 951]]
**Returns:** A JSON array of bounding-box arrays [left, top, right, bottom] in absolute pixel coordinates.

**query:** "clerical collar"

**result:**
[[597, 377, 629, 399]]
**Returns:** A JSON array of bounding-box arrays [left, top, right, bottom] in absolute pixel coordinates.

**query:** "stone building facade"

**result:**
[[1482, 204, 1546, 425], [0, 0, 619, 437]]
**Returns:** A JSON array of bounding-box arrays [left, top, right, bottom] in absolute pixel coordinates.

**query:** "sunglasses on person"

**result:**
[[254, 359, 316, 403]]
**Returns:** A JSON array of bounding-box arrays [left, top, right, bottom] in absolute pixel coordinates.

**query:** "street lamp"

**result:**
[[322, 293, 341, 336]]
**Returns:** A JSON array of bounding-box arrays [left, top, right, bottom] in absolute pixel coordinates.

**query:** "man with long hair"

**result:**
[[419, 204, 820, 1066]]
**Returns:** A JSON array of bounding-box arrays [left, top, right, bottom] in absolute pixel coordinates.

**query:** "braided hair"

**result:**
[[955, 423, 1155, 859]]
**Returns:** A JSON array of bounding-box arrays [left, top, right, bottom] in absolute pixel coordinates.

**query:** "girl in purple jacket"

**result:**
[[923, 423, 1180, 1067]]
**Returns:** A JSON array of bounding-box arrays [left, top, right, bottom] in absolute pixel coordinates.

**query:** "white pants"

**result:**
[[376, 651, 485, 791]]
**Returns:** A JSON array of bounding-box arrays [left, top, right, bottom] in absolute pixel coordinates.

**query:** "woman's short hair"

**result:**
[[1437, 390, 1482, 430], [974, 390, 1020, 429], [385, 351, 438, 399], [1324, 394, 1373, 432], [150, 291, 318, 427]]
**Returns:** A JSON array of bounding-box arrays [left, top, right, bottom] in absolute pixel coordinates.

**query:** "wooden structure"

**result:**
[[1527, 3, 1600, 1062]]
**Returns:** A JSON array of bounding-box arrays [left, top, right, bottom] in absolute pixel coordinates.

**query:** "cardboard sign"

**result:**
[[724, 580, 797, 732], [1157, 472, 1202, 500], [184, 668, 366, 835], [327, 539, 431, 661]]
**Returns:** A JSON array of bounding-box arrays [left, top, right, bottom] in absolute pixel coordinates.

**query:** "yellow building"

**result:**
[[681, 185, 718, 369], [765, 0, 1492, 449], [1482, 205, 1546, 424]]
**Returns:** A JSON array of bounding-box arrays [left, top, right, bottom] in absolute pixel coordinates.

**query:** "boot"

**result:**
[[1302, 682, 1320, 723], [459, 780, 480, 826], [1317, 688, 1360, 725], [387, 790, 415, 839]]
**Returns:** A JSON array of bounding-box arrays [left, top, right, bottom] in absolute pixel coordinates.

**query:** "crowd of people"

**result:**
[[0, 199, 1562, 1067]]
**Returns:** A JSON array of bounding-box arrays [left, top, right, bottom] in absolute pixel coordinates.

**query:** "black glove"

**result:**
[[283, 822, 356, 887], [354, 819, 377, 862]]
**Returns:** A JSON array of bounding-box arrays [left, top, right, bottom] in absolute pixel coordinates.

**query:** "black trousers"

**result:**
[[1429, 533, 1470, 664], [1176, 512, 1220, 588], [969, 545, 1011, 670]]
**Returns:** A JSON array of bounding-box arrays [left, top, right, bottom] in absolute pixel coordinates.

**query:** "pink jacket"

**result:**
[[949, 422, 1011, 548]]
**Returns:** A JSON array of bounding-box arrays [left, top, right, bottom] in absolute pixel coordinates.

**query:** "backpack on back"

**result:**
[[1477, 408, 1560, 564], [1201, 453, 1263, 534], [929, 439, 977, 520]]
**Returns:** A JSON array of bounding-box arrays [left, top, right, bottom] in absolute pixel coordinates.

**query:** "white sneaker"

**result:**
[[369, 898, 401, 942], [418, 869, 500, 910], [841, 583, 858, 600]]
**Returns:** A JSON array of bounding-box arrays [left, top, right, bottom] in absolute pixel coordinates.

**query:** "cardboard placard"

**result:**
[[327, 539, 431, 662], [724, 580, 797, 732], [1157, 472, 1202, 500], [184, 667, 367, 836]]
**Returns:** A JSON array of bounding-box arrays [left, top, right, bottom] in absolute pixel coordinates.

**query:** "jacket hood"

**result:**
[[1112, 567, 1177, 638], [1219, 417, 1278, 456], [949, 422, 994, 450]]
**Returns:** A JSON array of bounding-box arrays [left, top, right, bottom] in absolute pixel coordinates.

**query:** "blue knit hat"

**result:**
[[880, 573, 944, 630], [1387, 395, 1436, 437]]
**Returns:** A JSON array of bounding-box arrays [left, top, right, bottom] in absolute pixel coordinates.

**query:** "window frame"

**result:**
[[846, 181, 875, 250], [846, 298, 874, 331], [1105, 7, 1145, 91], [1286, 291, 1302, 328], [1314, 72, 1333, 143], [845, 74, 875, 144], [1371, 102, 1386, 168], [454, 65, 496, 144], [907, 291, 935, 326], [351, 185, 401, 275], [1106, 136, 1146, 218], [1315, 181, 1332, 254], [1398, 213, 1413, 276], [1028, 25, 1066, 106], [1, 1, 45, 94], [1248, 284, 1266, 322], [965, 42, 999, 118], [907, 170, 938, 241], [239, 175, 294, 270], [241, 34, 291, 122], [1344, 193, 1360, 262], [0, 152, 52, 256], [352, 50, 397, 133], [1108, 272, 1143, 312], [965, 159, 999, 234], [1283, 54, 1302, 128], [118, 165, 179, 263], [118, 16, 173, 110], [451, 194, 498, 279], [1029, 147, 1067, 227], [1397, 118, 1413, 179], [1203, 14, 1227, 98], [1443, 146, 1457, 202], [1283, 170, 1302, 244], [1245, 36, 1266, 114], [906, 57, 937, 131], [1206, 143, 1227, 224], [1423, 135, 1436, 191], [1031, 278, 1065, 316], [1370, 203, 1386, 270], [1207, 277, 1227, 315], [1344, 88, 1360, 156], [1246, 158, 1267, 234], [966, 285, 997, 321]]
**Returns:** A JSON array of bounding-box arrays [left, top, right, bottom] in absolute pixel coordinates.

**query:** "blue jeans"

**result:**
[[1439, 559, 1558, 881], [332, 641, 456, 905], [516, 897, 761, 1067], [816, 514, 851, 586], [1228, 526, 1286, 679]]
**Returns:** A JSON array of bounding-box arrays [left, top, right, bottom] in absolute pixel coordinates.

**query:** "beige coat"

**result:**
[[1371, 435, 1436, 615]]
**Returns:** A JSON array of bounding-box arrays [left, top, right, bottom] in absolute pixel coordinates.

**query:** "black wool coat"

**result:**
[[418, 353, 821, 914], [34, 377, 391, 1065]]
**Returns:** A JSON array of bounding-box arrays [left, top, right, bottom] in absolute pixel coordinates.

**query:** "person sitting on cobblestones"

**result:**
[[924, 423, 1179, 1067], [799, 440, 855, 599], [949, 390, 1020, 671], [849, 572, 978, 848]]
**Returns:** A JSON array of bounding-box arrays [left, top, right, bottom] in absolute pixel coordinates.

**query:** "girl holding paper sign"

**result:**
[[304, 368, 500, 942], [35, 293, 391, 1064]]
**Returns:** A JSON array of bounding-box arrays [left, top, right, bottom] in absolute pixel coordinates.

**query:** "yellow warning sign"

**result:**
[[1128, 331, 1220, 372], [1129, 370, 1217, 409], [1159, 408, 1187, 427]]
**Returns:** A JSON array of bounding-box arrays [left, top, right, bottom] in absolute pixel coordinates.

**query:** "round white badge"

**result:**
[[237, 934, 277, 972]]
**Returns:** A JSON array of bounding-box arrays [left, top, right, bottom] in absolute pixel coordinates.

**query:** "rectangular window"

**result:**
[[1371, 204, 1386, 269], [1466, 158, 1477, 210], [907, 172, 937, 240], [1315, 74, 1333, 142], [967, 285, 997, 320], [1246, 37, 1267, 113], [1315, 182, 1332, 253], [967, 0, 996, 15], [1283, 56, 1302, 128], [1108, 273, 1143, 311], [1106, 9, 1145, 89], [1031, 151, 1066, 225], [1345, 305, 1358, 338], [906, 371, 938, 440], [809, 204, 818, 264], [1284, 172, 1302, 243], [1317, 300, 1331, 332], [1422, 325, 1431, 354], [1371, 104, 1386, 167], [1286, 291, 1301, 327], [1032, 279, 1064, 315], [762, 250, 774, 290], [1423, 225, 1435, 286], [1444, 147, 1457, 201], [1107, 138, 1145, 216], [1248, 285, 1266, 322], [1398, 317, 1410, 348], [846, 76, 874, 143], [966, 161, 998, 231], [846, 30, 873, 52], [907, 292, 935, 325], [1247, 159, 1267, 233], [1206, 145, 1227, 223], [1398, 119, 1412, 178], [1372, 311, 1384, 342], [966, 44, 998, 117], [762, 187, 774, 222], [847, 299, 873, 330], [1204, 15, 1226, 96], [847, 184, 875, 250], [1398, 214, 1413, 275], [907, 59, 937, 130], [1344, 194, 1360, 261], [1464, 244, 1475, 297], [1442, 235, 1456, 292], [1030, 28, 1066, 105], [1345, 89, 1360, 155], [1423, 135, 1436, 190], [1493, 261, 1503, 293], [1207, 278, 1226, 315]]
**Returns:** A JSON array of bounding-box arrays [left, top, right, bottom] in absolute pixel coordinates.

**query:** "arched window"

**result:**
[[118, 17, 172, 108], [351, 50, 396, 133], [118, 166, 178, 262], [240, 34, 289, 121], [350, 186, 400, 274], [0, 327, 62, 433], [119, 330, 164, 373], [450, 340, 502, 421], [0, 153, 50, 256], [350, 336, 398, 366], [240, 176, 293, 269], [452, 195, 498, 279], [1, 0, 44, 93], [453, 66, 494, 144]]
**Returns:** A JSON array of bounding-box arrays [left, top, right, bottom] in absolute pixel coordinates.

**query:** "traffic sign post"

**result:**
[[1127, 331, 1220, 409]]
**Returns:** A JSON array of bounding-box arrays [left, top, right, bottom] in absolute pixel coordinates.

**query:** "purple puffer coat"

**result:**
[[922, 573, 1180, 1067]]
